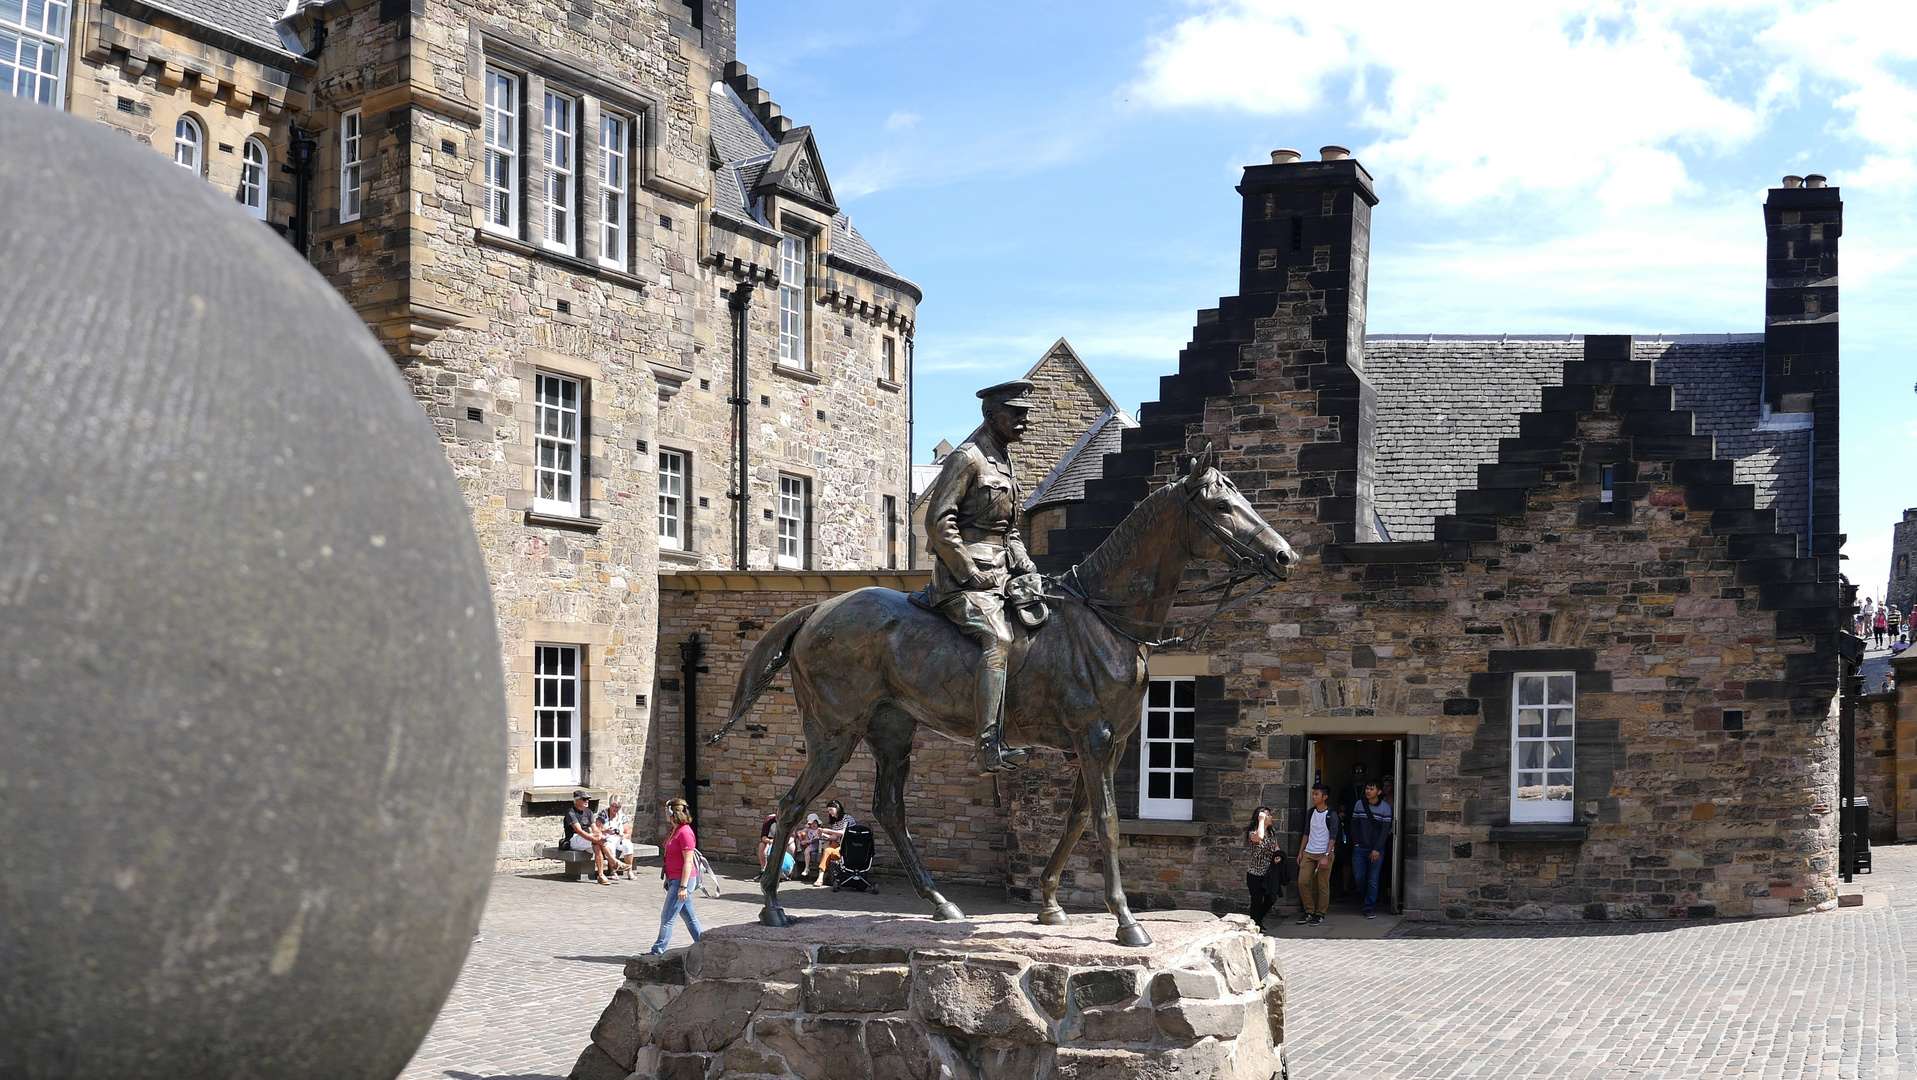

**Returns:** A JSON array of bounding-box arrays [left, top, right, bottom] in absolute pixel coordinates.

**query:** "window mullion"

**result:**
[[521, 71, 545, 244]]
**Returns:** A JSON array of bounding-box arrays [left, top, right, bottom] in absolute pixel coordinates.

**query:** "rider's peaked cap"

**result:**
[[978, 379, 1037, 409]]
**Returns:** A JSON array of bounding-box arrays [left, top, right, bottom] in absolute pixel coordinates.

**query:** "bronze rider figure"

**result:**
[[920, 379, 1041, 773]]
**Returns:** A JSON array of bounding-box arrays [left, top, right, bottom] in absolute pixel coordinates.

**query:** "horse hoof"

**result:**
[[759, 906, 790, 929], [1115, 923, 1152, 948], [1036, 907, 1070, 926], [933, 902, 966, 922]]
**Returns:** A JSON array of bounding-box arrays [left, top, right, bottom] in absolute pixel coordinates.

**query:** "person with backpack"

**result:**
[[648, 797, 704, 955], [1295, 783, 1338, 925], [1349, 779, 1393, 918]]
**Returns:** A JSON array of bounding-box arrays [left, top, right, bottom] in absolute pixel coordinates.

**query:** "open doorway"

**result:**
[[1307, 735, 1405, 916]]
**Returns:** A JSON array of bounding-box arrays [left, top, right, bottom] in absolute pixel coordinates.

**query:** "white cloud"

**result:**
[[884, 110, 921, 132], [1134, 0, 1917, 206]]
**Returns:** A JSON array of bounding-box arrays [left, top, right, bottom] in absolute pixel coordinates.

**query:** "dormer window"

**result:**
[[778, 234, 808, 368]]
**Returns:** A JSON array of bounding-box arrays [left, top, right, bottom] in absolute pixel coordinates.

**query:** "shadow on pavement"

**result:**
[[1392, 917, 1726, 939], [552, 955, 628, 965]]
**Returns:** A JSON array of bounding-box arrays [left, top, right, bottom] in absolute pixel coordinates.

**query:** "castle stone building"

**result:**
[[1024, 154, 1847, 921], [19, 0, 917, 864]]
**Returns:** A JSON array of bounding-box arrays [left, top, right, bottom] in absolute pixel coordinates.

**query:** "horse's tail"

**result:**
[[707, 602, 819, 746]]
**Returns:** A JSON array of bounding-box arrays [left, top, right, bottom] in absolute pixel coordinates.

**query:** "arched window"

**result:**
[[173, 116, 202, 174], [1899, 554, 1909, 581], [238, 137, 267, 219]]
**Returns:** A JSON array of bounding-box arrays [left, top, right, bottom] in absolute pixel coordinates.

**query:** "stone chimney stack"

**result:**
[[1234, 147, 1381, 540], [1763, 174, 1841, 570]]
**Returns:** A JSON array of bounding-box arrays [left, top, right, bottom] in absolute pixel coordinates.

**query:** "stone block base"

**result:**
[[572, 911, 1286, 1080]]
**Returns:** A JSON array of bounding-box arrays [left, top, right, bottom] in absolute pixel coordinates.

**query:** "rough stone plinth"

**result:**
[[571, 911, 1285, 1080]]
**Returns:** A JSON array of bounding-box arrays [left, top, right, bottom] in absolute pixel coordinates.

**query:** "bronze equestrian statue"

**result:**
[[919, 378, 1044, 774], [714, 421, 1295, 946]]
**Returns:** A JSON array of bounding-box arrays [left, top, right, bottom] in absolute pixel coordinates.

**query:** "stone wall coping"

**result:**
[[1118, 820, 1209, 838], [660, 570, 930, 592]]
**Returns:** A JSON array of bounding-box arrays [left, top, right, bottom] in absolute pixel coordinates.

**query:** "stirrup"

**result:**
[[978, 742, 1030, 773]]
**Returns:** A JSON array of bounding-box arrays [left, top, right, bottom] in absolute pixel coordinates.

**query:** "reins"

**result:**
[[1045, 487, 1281, 649]]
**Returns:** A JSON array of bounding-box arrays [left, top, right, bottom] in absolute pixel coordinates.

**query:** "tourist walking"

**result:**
[[1295, 784, 1337, 925], [1244, 806, 1288, 931], [648, 797, 704, 955], [1349, 780, 1393, 918], [1875, 604, 1889, 648]]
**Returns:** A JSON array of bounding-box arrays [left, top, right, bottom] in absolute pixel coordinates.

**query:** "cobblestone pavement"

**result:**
[[405, 848, 1916, 1080]]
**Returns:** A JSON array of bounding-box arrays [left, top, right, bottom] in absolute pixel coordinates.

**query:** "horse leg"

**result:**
[[1036, 773, 1090, 926], [865, 704, 965, 921], [760, 721, 862, 929], [1080, 723, 1151, 948]]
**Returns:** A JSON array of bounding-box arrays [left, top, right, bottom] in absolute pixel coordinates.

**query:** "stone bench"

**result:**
[[572, 910, 1286, 1080], [541, 844, 659, 881]]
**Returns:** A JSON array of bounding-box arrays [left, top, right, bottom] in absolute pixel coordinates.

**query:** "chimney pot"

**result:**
[[1805, 174, 1828, 189], [1319, 145, 1350, 161], [1782, 175, 1803, 189], [1270, 148, 1301, 164]]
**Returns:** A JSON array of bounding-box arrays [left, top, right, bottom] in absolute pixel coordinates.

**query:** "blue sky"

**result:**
[[739, 0, 1915, 595]]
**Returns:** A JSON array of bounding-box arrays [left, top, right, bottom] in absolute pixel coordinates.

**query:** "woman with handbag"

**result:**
[[1245, 805, 1288, 932], [648, 798, 705, 955]]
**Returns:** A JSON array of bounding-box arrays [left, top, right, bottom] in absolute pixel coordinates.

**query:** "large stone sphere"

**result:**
[[0, 99, 506, 1077]]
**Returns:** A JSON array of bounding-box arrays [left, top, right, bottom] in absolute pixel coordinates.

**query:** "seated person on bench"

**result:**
[[810, 799, 856, 886], [596, 795, 635, 879], [566, 790, 614, 886]]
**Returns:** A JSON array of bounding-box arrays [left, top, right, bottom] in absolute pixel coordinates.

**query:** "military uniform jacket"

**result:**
[[922, 437, 1038, 611]]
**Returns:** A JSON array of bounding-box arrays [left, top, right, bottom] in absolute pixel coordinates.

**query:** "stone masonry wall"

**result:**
[[69, 0, 305, 237], [1888, 508, 1917, 616], [646, 575, 1006, 886]]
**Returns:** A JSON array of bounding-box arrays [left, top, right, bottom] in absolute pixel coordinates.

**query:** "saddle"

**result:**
[[906, 573, 1050, 631]]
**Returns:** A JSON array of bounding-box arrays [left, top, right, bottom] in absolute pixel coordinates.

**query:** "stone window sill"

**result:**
[[1120, 820, 1208, 838], [523, 785, 608, 804], [1488, 823, 1588, 843], [475, 228, 649, 293], [659, 548, 703, 566], [772, 363, 822, 384], [877, 377, 902, 393], [525, 510, 607, 533]]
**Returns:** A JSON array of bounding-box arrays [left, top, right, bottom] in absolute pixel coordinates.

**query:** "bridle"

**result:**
[[1052, 481, 1286, 649]]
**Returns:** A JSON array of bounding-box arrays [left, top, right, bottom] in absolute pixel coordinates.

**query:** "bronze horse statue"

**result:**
[[714, 449, 1296, 946]]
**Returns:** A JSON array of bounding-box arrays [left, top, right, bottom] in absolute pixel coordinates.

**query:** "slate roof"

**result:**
[[1366, 334, 1810, 543], [144, 0, 300, 54], [710, 84, 905, 284], [1025, 406, 1139, 512]]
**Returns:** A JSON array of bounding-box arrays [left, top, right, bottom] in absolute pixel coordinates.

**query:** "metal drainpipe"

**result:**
[[1839, 651, 1858, 882], [905, 334, 916, 570], [680, 633, 706, 831], [728, 285, 753, 570], [289, 129, 316, 256]]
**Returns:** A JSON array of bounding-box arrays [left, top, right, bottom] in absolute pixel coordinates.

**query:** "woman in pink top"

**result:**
[[648, 798, 704, 955]]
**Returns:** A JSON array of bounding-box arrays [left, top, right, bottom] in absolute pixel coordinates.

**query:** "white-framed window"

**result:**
[[482, 68, 517, 233], [598, 112, 626, 270], [882, 493, 898, 570], [339, 109, 361, 221], [532, 371, 582, 516], [238, 136, 267, 219], [172, 115, 202, 174], [658, 448, 686, 550], [539, 90, 573, 252], [1, 0, 67, 106], [882, 336, 896, 382], [776, 474, 806, 568], [778, 234, 807, 368], [1511, 672, 1575, 823], [1139, 676, 1196, 820], [532, 644, 580, 786]]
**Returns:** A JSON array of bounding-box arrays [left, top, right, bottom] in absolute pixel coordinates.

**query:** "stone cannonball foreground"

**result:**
[[573, 912, 1286, 1080], [0, 99, 507, 1077]]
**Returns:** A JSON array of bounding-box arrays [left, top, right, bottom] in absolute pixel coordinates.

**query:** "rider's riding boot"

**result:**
[[975, 663, 1028, 773]]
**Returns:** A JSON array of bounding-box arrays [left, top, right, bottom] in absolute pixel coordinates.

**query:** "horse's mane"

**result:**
[[1075, 476, 1188, 585]]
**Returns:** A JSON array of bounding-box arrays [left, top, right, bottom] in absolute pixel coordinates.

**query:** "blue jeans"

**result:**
[[1353, 846, 1384, 909], [649, 878, 703, 954]]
